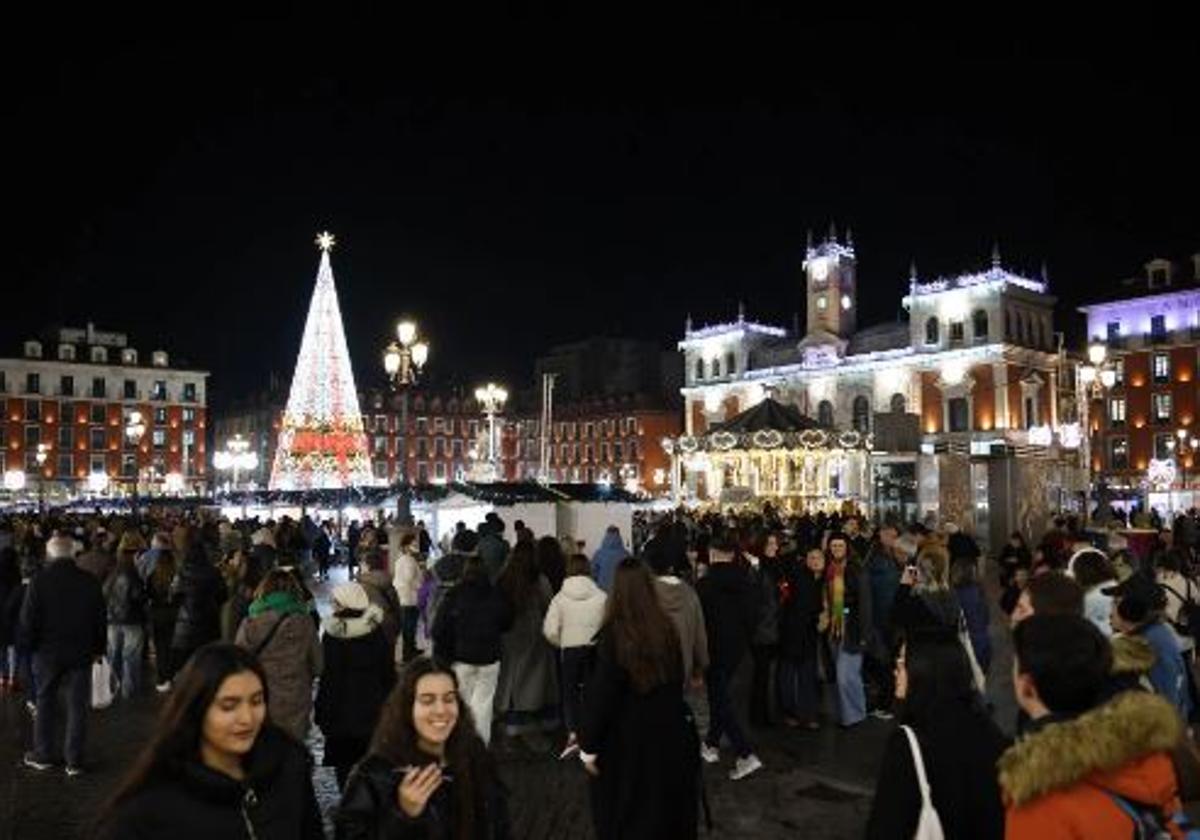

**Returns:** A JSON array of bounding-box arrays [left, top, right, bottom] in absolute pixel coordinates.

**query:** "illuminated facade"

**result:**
[[677, 230, 1080, 544]]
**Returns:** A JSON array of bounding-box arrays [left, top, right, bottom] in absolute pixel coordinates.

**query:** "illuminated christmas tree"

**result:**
[[269, 232, 374, 490]]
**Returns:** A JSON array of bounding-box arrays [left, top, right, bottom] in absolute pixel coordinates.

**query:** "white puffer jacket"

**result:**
[[543, 575, 607, 649]]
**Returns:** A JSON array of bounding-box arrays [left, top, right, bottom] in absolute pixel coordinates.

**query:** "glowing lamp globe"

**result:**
[[1099, 369, 1117, 389], [411, 341, 429, 369], [397, 321, 417, 347], [1088, 343, 1107, 365]]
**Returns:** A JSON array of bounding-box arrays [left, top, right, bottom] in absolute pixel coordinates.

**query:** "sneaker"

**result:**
[[23, 753, 52, 772], [870, 709, 895, 721], [65, 765, 84, 778], [155, 681, 172, 693], [730, 754, 763, 781], [700, 743, 720, 764], [25, 701, 37, 717]]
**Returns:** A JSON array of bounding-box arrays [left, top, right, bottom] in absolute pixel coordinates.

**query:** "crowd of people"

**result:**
[[1, 502, 1199, 838]]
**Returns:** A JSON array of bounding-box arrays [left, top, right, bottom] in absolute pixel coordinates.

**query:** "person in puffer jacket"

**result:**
[[103, 547, 147, 699], [543, 554, 607, 756]]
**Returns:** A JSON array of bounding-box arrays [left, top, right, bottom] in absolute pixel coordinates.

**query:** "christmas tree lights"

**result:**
[[269, 232, 374, 490]]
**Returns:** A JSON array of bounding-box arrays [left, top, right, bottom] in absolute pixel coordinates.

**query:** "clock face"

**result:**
[[810, 259, 828, 282]]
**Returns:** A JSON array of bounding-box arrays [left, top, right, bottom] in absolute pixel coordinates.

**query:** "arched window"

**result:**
[[725, 352, 736, 377], [890, 393, 907, 414], [711, 358, 721, 378], [818, 400, 834, 427], [972, 309, 989, 342], [852, 396, 870, 432], [925, 317, 940, 345], [694, 358, 704, 381]]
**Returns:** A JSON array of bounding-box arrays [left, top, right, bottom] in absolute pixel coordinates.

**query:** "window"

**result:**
[[949, 321, 965, 344], [182, 382, 196, 402], [91, 404, 107, 423], [122, 454, 137, 478], [25, 426, 40, 447], [91, 346, 107, 363], [58, 375, 74, 397], [1109, 397, 1126, 427], [890, 393, 907, 414], [726, 352, 736, 377], [151, 380, 167, 401], [435, 462, 446, 480], [1106, 321, 1121, 342], [0, 372, 5, 393], [630, 440, 640, 458], [972, 310, 989, 342], [25, 373, 40, 394], [90, 455, 106, 474], [152, 429, 166, 449], [948, 398, 970, 432], [852, 395, 870, 432], [559, 444, 568, 462], [151, 351, 168, 368], [1024, 397, 1036, 429], [1151, 315, 1167, 340], [417, 463, 428, 483], [417, 439, 427, 457], [1114, 358, 1125, 386], [469, 420, 478, 438], [434, 418, 445, 433], [1156, 434, 1175, 460], [1153, 393, 1173, 424], [452, 439, 463, 457], [374, 435, 387, 455], [434, 438, 445, 457], [711, 358, 721, 378], [182, 408, 195, 425], [373, 461, 388, 480], [122, 348, 137, 365], [24, 341, 42, 359], [58, 426, 73, 448], [182, 430, 195, 447], [818, 400, 834, 427], [123, 379, 136, 399], [25, 400, 40, 422], [1153, 353, 1170, 383], [601, 443, 609, 462], [1110, 437, 1129, 470], [58, 344, 75, 361], [57, 454, 72, 477], [91, 377, 106, 398], [90, 428, 106, 450], [614, 441, 623, 461], [153, 407, 167, 425], [925, 317, 939, 345], [416, 417, 428, 433]]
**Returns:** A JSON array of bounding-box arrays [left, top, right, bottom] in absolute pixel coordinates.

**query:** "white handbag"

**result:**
[[91, 657, 115, 709], [900, 725, 946, 840]]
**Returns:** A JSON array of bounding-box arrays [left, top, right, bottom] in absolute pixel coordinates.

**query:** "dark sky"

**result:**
[[9, 22, 1198, 410]]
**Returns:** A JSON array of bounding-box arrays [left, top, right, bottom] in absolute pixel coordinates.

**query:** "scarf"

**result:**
[[247, 590, 307, 618], [826, 560, 846, 640]]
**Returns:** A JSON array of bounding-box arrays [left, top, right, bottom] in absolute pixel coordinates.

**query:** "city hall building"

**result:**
[[672, 230, 1083, 546]]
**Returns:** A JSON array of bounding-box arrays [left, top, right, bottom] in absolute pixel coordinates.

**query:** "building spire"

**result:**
[[737, 301, 746, 323], [991, 240, 1002, 270], [909, 259, 918, 281], [685, 312, 693, 334], [828, 220, 838, 243], [805, 227, 814, 250], [845, 225, 854, 248], [1040, 260, 1050, 284]]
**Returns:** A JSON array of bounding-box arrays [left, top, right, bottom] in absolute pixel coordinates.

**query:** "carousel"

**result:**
[[665, 397, 872, 512]]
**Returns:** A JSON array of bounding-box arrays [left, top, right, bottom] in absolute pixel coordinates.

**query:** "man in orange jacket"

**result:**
[[999, 613, 1192, 839]]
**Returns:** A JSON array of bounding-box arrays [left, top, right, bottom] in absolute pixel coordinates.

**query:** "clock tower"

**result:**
[[803, 223, 857, 341]]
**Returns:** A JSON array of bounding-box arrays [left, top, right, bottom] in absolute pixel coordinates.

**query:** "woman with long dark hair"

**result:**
[[494, 541, 558, 740], [95, 643, 323, 839], [578, 556, 700, 839], [865, 628, 1008, 840], [147, 548, 179, 692], [336, 656, 510, 840]]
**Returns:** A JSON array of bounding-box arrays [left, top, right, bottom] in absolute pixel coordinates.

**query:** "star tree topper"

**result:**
[[315, 231, 336, 251]]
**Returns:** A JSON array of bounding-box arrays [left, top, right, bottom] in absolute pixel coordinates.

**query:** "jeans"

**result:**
[[107, 624, 145, 699], [453, 661, 501, 745], [560, 646, 594, 734], [777, 654, 819, 721], [832, 640, 866, 726], [705, 661, 753, 758], [399, 606, 420, 662], [33, 661, 91, 767]]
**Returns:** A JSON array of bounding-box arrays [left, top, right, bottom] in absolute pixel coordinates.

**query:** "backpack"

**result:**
[[1102, 789, 1200, 839]]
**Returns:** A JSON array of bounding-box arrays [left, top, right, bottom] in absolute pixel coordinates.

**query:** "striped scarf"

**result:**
[[826, 560, 846, 640]]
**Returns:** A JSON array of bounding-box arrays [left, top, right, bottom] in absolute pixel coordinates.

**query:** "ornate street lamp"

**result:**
[[1078, 342, 1119, 523], [34, 443, 49, 513], [474, 383, 508, 481], [214, 434, 259, 491], [125, 410, 147, 510], [383, 319, 429, 524]]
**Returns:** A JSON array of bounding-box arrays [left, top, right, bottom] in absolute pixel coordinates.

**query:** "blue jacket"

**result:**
[[591, 530, 629, 593], [865, 545, 899, 637], [1139, 621, 1192, 720]]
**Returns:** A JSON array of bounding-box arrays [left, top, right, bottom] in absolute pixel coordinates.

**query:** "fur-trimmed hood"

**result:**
[[1111, 634, 1156, 675], [321, 604, 385, 640], [999, 691, 1182, 807]]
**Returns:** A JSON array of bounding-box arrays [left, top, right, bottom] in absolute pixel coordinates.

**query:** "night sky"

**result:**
[[9, 22, 1197, 410]]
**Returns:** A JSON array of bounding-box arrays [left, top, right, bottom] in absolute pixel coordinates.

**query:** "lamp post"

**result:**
[[384, 320, 429, 525], [35, 443, 48, 513], [125, 410, 146, 513], [214, 434, 258, 491], [474, 383, 508, 481], [1174, 428, 1198, 506], [1078, 341, 1118, 522]]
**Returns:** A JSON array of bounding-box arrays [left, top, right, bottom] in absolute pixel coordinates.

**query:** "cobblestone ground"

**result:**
[[0, 568, 1018, 840]]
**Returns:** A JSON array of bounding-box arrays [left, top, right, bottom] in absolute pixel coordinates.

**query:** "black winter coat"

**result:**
[[105, 564, 148, 625], [778, 563, 824, 662], [0, 580, 25, 648], [315, 617, 395, 764], [696, 562, 758, 669], [578, 632, 699, 840], [865, 703, 1009, 840], [829, 557, 874, 655], [432, 580, 512, 666], [104, 725, 323, 840], [18, 558, 106, 670], [171, 557, 228, 651], [336, 753, 510, 840]]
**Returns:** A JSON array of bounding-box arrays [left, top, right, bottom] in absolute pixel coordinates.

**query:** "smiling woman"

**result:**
[[95, 643, 324, 840]]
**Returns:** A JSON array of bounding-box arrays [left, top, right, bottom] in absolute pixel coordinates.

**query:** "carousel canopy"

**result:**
[[711, 397, 827, 434]]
